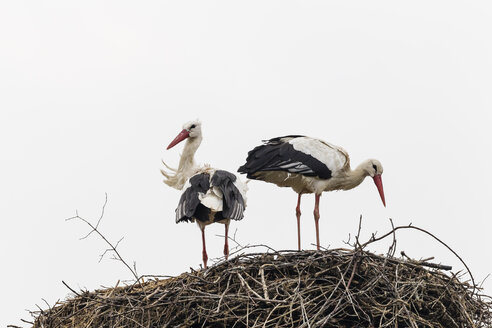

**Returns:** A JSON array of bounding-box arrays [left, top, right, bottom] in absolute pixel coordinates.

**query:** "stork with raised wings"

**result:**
[[238, 135, 385, 251], [162, 120, 247, 268]]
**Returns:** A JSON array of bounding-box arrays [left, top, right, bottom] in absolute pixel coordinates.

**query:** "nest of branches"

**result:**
[[32, 247, 491, 328], [25, 201, 491, 327]]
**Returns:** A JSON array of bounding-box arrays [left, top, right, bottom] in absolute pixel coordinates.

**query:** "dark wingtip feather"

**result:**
[[211, 170, 246, 221], [237, 164, 247, 174], [175, 173, 211, 223]]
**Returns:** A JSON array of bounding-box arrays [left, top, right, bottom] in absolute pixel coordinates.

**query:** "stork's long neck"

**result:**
[[177, 135, 202, 175], [161, 134, 203, 190], [339, 162, 369, 190]]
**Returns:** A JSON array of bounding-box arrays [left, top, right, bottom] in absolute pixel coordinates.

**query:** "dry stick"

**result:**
[[293, 266, 313, 328], [261, 302, 283, 328], [360, 222, 476, 294], [66, 193, 139, 282], [337, 264, 359, 319], [318, 224, 364, 324], [237, 272, 264, 301], [394, 264, 419, 328], [62, 280, 81, 297], [215, 275, 232, 313], [259, 265, 270, 300], [400, 251, 453, 271], [386, 218, 397, 257], [298, 294, 311, 328], [65, 194, 151, 305], [354, 214, 364, 249], [310, 264, 351, 326]]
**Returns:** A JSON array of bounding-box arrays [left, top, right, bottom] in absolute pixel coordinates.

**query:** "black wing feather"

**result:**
[[238, 137, 332, 179], [211, 170, 245, 221], [176, 173, 210, 223]]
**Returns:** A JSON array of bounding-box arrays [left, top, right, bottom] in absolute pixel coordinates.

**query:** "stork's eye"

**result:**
[[190, 124, 196, 129], [372, 164, 377, 172]]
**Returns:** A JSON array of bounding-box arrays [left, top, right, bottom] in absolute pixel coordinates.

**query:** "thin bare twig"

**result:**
[[66, 193, 139, 282], [360, 221, 476, 294]]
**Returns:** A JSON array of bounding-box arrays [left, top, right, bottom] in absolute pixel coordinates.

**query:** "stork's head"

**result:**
[[363, 159, 386, 207], [167, 120, 202, 150], [365, 159, 383, 178]]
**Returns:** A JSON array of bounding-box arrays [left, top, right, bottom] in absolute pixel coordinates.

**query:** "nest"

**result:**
[[32, 248, 491, 328]]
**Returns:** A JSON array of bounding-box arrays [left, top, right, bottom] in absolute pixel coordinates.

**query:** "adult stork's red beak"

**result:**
[[372, 174, 386, 207], [167, 129, 190, 150]]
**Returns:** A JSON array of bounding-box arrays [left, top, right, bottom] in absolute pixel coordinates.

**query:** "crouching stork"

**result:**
[[238, 135, 385, 251], [162, 120, 247, 268]]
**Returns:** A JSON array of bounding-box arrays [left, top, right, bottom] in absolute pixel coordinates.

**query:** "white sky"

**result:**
[[1, 1, 492, 326]]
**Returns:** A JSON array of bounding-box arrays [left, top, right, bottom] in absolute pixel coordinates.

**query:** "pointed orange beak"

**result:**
[[372, 174, 386, 207], [167, 129, 190, 150]]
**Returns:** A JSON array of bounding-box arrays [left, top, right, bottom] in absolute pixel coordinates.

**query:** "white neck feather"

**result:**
[[177, 135, 202, 172], [162, 135, 202, 190], [338, 161, 370, 190]]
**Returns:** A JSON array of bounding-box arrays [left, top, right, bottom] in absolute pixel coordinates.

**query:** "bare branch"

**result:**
[[359, 221, 476, 294], [66, 194, 139, 282], [62, 280, 80, 297]]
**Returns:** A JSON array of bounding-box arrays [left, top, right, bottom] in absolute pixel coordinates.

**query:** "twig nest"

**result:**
[[32, 249, 491, 328]]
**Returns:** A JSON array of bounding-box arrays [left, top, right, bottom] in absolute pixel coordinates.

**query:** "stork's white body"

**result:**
[[246, 136, 373, 194], [238, 135, 385, 251]]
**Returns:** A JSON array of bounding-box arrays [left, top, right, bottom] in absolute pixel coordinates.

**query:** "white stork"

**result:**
[[162, 120, 247, 268], [238, 135, 385, 251]]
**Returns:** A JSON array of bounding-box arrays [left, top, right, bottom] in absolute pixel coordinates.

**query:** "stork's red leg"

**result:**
[[224, 222, 230, 260], [296, 193, 302, 251], [200, 226, 208, 269], [313, 194, 321, 250]]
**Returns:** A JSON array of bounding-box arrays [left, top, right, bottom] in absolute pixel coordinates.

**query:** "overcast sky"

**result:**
[[2, 1, 492, 326]]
